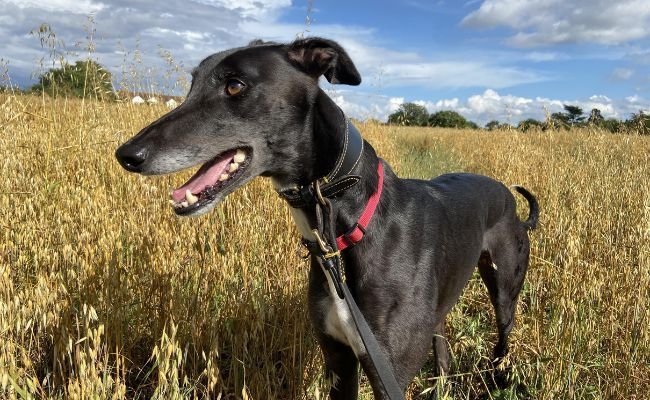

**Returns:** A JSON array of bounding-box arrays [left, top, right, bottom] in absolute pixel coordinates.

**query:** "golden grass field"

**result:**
[[1, 94, 648, 399]]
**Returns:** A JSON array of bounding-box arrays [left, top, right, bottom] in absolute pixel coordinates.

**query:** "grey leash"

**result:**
[[305, 196, 404, 400]]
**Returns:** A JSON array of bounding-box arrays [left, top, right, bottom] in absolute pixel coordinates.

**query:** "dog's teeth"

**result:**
[[233, 149, 246, 163], [219, 173, 229, 181], [169, 199, 183, 209], [185, 189, 199, 205], [229, 162, 239, 172], [181, 201, 189, 208]]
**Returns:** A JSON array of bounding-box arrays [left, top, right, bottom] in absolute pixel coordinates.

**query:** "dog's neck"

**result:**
[[278, 90, 381, 242]]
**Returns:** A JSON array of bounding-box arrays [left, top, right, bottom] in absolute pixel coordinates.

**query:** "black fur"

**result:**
[[115, 37, 539, 399]]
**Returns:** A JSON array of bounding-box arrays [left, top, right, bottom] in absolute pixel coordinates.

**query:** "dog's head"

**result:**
[[115, 37, 361, 216]]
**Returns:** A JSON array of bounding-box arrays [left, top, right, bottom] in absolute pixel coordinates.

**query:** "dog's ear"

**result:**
[[287, 37, 361, 85]]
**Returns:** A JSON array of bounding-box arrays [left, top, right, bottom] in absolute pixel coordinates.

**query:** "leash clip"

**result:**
[[310, 229, 345, 299], [311, 229, 339, 258], [313, 180, 327, 206]]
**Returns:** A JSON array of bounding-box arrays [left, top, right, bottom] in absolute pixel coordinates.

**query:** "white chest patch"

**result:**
[[273, 179, 366, 356], [320, 266, 366, 357]]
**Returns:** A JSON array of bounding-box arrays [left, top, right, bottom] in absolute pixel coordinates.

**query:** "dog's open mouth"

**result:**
[[169, 148, 249, 215]]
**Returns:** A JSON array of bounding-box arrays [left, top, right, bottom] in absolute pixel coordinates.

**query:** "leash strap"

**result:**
[[340, 282, 405, 400], [310, 240, 404, 399], [306, 172, 404, 399], [279, 119, 402, 397]]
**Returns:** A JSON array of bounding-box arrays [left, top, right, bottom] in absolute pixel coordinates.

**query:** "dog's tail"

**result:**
[[512, 185, 539, 230]]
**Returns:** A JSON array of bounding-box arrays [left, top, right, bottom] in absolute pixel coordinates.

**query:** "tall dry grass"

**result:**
[[1, 95, 648, 399], [1, 94, 318, 399], [380, 125, 649, 399]]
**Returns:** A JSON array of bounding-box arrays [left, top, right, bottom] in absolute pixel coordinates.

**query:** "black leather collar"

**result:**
[[277, 120, 364, 208]]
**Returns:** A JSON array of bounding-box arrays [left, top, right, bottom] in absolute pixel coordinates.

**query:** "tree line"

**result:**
[[2, 60, 648, 135], [388, 102, 650, 135], [387, 103, 478, 129]]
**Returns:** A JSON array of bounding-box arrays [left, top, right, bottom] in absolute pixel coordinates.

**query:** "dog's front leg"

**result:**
[[308, 263, 360, 399], [318, 334, 360, 399]]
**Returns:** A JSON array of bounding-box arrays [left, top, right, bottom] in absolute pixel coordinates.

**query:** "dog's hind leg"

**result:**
[[477, 231, 529, 365], [432, 320, 450, 376]]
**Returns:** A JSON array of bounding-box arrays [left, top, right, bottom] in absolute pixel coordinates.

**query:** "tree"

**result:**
[[428, 110, 469, 128], [465, 120, 479, 130], [549, 111, 570, 130], [387, 103, 429, 126], [517, 118, 543, 132], [626, 111, 650, 135], [31, 59, 115, 100], [588, 108, 604, 125], [601, 118, 623, 133], [485, 120, 501, 130], [563, 104, 585, 126], [547, 104, 586, 129]]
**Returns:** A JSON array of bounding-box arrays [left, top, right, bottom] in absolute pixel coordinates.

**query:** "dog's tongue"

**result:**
[[170, 150, 237, 202]]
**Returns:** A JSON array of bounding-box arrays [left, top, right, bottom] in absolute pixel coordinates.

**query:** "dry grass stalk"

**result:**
[[1, 95, 648, 399]]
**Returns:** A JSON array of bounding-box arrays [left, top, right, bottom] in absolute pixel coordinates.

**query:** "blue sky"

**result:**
[[1, 0, 649, 125]]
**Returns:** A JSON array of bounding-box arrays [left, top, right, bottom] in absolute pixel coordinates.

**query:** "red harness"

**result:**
[[336, 162, 384, 250]]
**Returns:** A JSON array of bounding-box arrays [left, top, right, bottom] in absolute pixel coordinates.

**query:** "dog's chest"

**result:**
[[318, 267, 365, 357], [284, 205, 365, 356]]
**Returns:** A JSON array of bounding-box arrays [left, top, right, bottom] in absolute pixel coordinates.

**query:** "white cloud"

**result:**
[[466, 89, 531, 116], [329, 89, 649, 126], [525, 51, 562, 62], [611, 68, 634, 81], [198, 0, 291, 20], [416, 98, 461, 110], [378, 61, 544, 89], [462, 0, 650, 47], [387, 97, 405, 113], [324, 89, 404, 121], [9, 0, 105, 14]]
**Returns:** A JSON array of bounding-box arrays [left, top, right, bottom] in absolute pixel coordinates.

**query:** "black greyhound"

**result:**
[[115, 37, 538, 399]]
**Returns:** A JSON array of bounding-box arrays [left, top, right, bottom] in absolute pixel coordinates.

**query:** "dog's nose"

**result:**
[[115, 144, 149, 172]]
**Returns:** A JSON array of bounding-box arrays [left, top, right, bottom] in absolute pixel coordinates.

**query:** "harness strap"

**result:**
[[336, 162, 384, 250]]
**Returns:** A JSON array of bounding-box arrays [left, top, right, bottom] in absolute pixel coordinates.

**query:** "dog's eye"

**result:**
[[225, 79, 245, 96]]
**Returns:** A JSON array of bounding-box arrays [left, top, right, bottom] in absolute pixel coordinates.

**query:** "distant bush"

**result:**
[[517, 118, 544, 132], [600, 118, 624, 133], [387, 103, 480, 129], [387, 102, 429, 126], [428, 110, 476, 129], [30, 59, 116, 100]]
